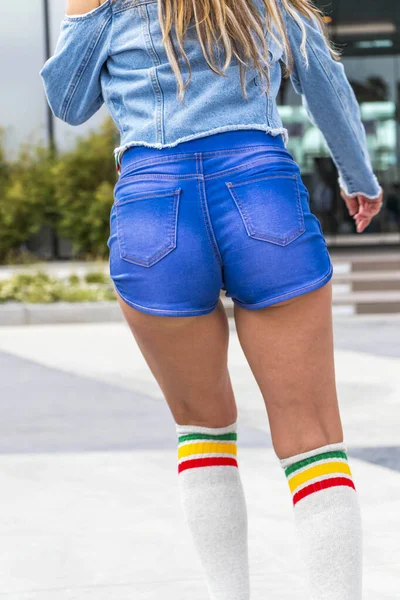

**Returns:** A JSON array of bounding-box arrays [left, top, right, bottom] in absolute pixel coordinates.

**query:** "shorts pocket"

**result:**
[[225, 173, 305, 246], [115, 187, 181, 267]]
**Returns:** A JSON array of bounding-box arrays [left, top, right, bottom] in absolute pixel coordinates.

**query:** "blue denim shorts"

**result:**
[[107, 129, 333, 316]]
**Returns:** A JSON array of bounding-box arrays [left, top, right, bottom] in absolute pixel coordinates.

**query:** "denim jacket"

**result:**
[[39, 0, 381, 198]]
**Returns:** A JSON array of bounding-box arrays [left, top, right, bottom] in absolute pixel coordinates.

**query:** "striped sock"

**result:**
[[280, 441, 363, 599], [176, 420, 250, 600]]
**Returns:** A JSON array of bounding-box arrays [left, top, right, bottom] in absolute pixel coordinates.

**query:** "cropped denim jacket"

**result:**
[[39, 0, 381, 199]]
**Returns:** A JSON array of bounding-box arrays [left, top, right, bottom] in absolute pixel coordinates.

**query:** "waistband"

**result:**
[[118, 129, 285, 174]]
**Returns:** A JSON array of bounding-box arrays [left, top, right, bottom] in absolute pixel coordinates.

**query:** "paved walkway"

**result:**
[[0, 315, 399, 599]]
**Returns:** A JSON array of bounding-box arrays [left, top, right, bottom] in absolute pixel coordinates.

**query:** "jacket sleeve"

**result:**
[[39, 1, 112, 126], [278, 2, 382, 199]]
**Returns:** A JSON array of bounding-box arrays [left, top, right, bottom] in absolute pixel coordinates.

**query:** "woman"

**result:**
[[40, 1, 383, 597]]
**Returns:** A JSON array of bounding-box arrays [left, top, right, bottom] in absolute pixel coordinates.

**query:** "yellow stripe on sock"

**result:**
[[178, 441, 237, 460], [288, 461, 352, 494]]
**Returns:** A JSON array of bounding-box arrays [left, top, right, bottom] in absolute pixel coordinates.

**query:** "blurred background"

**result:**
[[0, 3, 399, 598], [1, 0, 400, 259], [0, 0, 399, 313]]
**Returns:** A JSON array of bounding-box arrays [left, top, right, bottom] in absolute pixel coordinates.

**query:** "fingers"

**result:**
[[354, 213, 370, 233], [341, 192, 359, 216], [353, 196, 383, 232], [340, 189, 383, 234]]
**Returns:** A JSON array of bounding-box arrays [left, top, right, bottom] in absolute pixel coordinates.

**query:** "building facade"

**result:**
[[281, 0, 400, 237]]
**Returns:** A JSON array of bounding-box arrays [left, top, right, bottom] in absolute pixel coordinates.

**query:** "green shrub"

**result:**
[[0, 117, 119, 263], [0, 140, 57, 262], [0, 271, 116, 304], [2, 249, 44, 266], [53, 118, 118, 259], [84, 270, 109, 284]]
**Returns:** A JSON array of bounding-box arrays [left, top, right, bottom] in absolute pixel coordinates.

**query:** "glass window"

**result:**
[[278, 56, 400, 234]]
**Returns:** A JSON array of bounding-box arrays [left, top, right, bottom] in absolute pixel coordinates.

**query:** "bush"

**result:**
[[53, 118, 118, 259], [0, 117, 119, 263], [0, 271, 116, 304], [0, 136, 57, 262], [84, 270, 110, 284]]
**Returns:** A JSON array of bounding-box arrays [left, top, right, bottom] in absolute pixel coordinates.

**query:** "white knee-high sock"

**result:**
[[176, 420, 250, 600], [279, 441, 363, 599]]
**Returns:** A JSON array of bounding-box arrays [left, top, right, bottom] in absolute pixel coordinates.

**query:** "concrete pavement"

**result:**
[[0, 315, 399, 598]]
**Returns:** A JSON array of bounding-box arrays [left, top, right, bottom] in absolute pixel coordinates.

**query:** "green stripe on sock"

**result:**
[[285, 450, 348, 477], [178, 432, 237, 443]]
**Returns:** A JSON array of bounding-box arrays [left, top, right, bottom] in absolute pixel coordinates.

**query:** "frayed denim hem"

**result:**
[[338, 174, 382, 201], [113, 124, 289, 171]]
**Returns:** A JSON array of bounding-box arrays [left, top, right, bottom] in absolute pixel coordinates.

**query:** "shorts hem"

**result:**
[[231, 261, 334, 310], [113, 284, 219, 317]]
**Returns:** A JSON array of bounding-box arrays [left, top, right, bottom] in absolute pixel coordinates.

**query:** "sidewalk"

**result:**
[[0, 316, 399, 598]]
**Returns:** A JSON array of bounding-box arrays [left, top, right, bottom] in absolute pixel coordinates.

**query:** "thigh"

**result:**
[[117, 295, 237, 427], [233, 280, 344, 459]]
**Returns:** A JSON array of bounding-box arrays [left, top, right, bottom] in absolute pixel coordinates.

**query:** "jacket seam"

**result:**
[[61, 14, 112, 122], [140, 4, 165, 144], [113, 0, 157, 14], [105, 10, 125, 133], [290, 14, 365, 186], [305, 41, 359, 159]]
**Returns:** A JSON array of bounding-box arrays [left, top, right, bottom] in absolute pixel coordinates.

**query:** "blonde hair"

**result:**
[[113, 0, 340, 100]]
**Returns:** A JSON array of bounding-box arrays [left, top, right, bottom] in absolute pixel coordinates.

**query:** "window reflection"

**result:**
[[278, 55, 400, 235]]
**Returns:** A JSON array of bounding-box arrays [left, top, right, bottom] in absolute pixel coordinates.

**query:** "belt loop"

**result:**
[[115, 152, 120, 173]]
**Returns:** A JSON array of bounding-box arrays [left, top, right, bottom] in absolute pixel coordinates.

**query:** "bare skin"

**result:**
[[341, 189, 383, 233], [232, 280, 343, 458], [67, 0, 384, 459], [66, 0, 108, 16], [117, 296, 238, 429], [117, 279, 343, 460]]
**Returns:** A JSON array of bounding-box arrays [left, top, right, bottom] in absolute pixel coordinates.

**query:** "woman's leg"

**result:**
[[233, 280, 362, 599], [117, 295, 250, 600]]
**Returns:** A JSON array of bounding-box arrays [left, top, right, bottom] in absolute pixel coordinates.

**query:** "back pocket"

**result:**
[[115, 187, 181, 267], [225, 173, 305, 246]]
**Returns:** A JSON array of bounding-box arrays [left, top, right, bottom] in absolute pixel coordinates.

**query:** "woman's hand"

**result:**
[[341, 188, 384, 233]]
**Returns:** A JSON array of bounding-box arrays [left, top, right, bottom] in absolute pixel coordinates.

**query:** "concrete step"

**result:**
[[325, 232, 400, 246], [221, 289, 400, 317], [330, 251, 400, 262], [331, 252, 400, 274], [333, 290, 400, 304], [333, 271, 400, 292]]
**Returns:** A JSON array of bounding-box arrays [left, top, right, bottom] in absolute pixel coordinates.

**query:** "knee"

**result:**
[[174, 401, 238, 430], [273, 429, 344, 461]]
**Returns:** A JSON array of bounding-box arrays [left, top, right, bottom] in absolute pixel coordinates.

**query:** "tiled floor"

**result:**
[[0, 315, 399, 598]]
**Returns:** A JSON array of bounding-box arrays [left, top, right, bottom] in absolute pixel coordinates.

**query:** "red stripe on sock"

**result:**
[[178, 456, 238, 473], [293, 476, 356, 505]]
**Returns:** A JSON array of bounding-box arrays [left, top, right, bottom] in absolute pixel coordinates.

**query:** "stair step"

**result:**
[[333, 270, 400, 281], [330, 252, 400, 274], [332, 290, 400, 304], [330, 252, 400, 263], [221, 290, 400, 316], [332, 271, 400, 292], [221, 290, 400, 305], [326, 233, 400, 246]]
